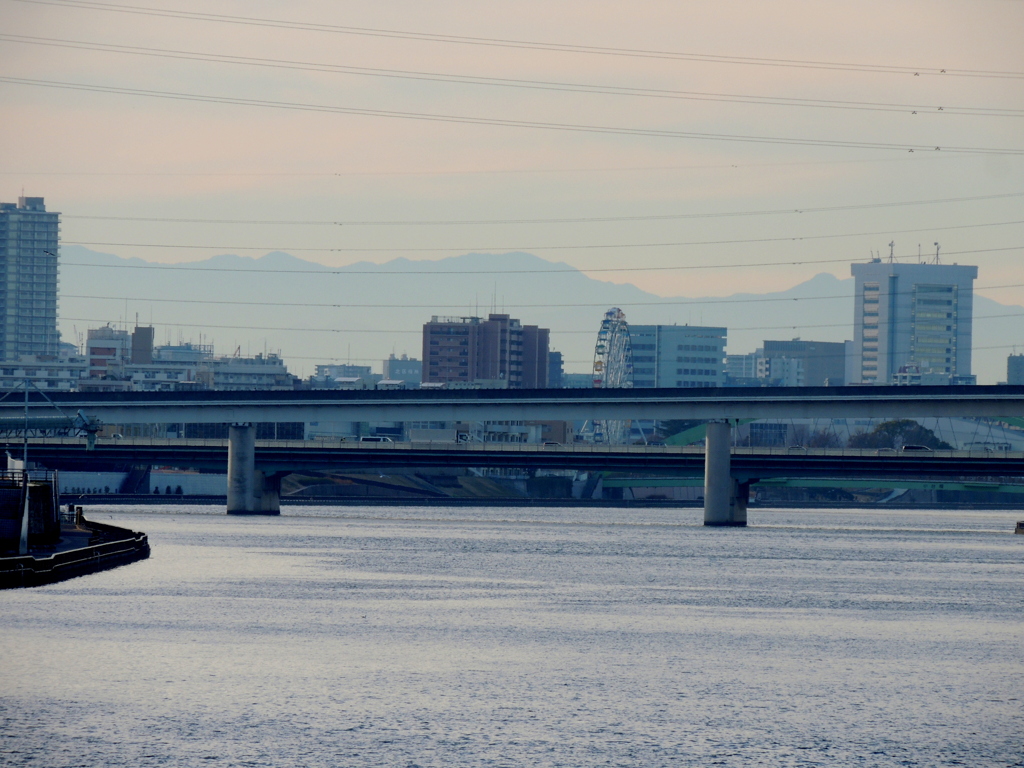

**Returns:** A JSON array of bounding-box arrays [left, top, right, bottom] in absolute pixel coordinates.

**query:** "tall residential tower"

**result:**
[[0, 197, 60, 360], [851, 258, 977, 384]]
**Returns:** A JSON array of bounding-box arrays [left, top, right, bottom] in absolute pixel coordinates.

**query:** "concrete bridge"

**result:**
[[6, 385, 1023, 525]]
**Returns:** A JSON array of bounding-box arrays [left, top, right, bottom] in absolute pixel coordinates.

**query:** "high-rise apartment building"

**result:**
[[0, 197, 60, 360], [422, 314, 549, 387], [851, 259, 977, 384], [629, 325, 726, 388]]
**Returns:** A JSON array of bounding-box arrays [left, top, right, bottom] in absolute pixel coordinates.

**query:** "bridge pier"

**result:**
[[227, 424, 281, 515], [253, 470, 282, 514], [704, 420, 746, 527]]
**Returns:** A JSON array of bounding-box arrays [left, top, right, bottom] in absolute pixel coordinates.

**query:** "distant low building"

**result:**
[[892, 365, 976, 386], [561, 373, 593, 388], [0, 355, 86, 391], [316, 363, 372, 379], [86, 325, 136, 378], [763, 355, 805, 387], [726, 352, 760, 381], [198, 353, 293, 390], [382, 354, 422, 386], [548, 351, 564, 388], [1008, 354, 1024, 385], [82, 325, 295, 391], [762, 339, 847, 387]]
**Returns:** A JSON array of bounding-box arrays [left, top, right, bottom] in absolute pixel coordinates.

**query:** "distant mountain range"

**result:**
[[58, 246, 1021, 383]]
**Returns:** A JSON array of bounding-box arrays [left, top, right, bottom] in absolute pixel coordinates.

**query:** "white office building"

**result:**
[[851, 259, 977, 384], [629, 325, 726, 388], [0, 355, 86, 391]]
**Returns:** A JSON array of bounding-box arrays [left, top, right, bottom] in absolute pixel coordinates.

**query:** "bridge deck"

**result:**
[[21, 437, 1024, 480]]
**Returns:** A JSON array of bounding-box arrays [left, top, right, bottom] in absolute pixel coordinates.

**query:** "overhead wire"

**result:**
[[56, 313, 1024, 337], [0, 154, 964, 178], [3, 33, 1021, 117], [57, 281, 1024, 312], [57, 192, 1024, 227], [59, 246, 1024, 273], [3, 77, 1021, 155], [10, 0, 1024, 79], [57, 220, 1024, 253]]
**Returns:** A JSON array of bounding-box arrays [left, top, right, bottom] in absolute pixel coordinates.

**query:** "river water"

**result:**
[[2, 505, 1022, 767]]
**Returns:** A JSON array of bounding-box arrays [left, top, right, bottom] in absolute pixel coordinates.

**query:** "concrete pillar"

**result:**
[[704, 420, 746, 527], [227, 423, 256, 514], [253, 471, 282, 515], [733, 480, 750, 526]]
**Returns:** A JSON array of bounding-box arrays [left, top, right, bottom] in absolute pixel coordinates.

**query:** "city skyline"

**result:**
[[51, 243, 1023, 384]]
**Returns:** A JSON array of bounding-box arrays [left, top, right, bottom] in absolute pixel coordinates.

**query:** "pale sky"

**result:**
[[2, 0, 1023, 371]]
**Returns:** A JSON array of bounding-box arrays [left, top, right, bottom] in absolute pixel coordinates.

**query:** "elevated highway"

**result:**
[[8, 385, 1023, 523], [20, 437, 1024, 480], [5, 385, 1024, 424]]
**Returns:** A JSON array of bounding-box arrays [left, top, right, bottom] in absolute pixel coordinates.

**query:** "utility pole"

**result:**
[[19, 379, 30, 555]]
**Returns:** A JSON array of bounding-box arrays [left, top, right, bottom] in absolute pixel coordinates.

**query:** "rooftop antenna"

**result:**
[[933, 242, 941, 264], [918, 243, 922, 263], [888, 241, 896, 263]]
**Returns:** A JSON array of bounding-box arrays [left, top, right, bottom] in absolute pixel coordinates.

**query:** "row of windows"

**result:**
[[1, 369, 80, 377], [677, 368, 716, 376]]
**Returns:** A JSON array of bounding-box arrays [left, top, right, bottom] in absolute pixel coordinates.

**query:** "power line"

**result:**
[[59, 246, 1024, 275], [59, 281, 1024, 311], [55, 312, 1024, 337], [59, 218, 1024, 252], [3, 76, 1021, 155], [0, 155, 961, 178], [4, 33, 1021, 117], [58, 193, 1024, 227], [11, 0, 1024, 80]]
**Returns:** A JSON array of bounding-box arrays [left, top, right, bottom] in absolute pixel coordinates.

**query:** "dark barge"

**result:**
[[0, 470, 149, 589]]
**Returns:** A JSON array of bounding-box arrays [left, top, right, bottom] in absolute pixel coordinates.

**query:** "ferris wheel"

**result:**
[[591, 308, 633, 444]]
